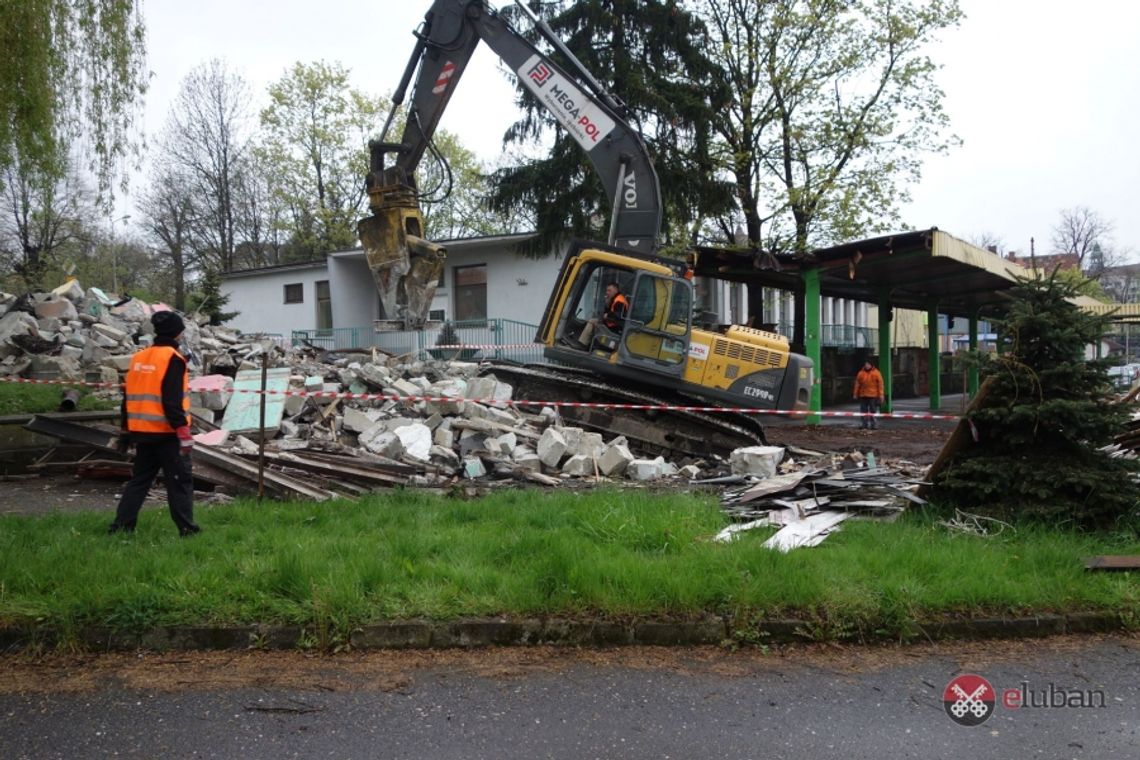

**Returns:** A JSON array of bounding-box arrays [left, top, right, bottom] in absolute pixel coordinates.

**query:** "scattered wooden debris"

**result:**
[[764, 510, 851, 552], [1083, 555, 1140, 571], [717, 455, 925, 550]]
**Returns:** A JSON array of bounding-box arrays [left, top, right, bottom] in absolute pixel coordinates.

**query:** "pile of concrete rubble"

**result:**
[[3, 282, 794, 495]]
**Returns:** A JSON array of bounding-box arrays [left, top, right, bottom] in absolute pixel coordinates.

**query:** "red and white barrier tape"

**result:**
[[0, 375, 961, 421], [424, 343, 541, 351]]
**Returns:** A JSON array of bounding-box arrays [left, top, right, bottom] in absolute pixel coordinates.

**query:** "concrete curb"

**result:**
[[0, 612, 1129, 653]]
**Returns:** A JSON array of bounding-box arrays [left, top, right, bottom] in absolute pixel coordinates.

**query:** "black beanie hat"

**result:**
[[152, 310, 185, 338]]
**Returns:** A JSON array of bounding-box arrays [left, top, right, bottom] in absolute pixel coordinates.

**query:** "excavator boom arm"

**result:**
[[360, 0, 662, 329]]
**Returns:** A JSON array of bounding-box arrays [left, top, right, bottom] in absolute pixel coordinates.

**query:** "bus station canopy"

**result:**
[[695, 228, 1024, 318]]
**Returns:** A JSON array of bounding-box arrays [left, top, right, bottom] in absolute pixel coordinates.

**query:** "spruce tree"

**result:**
[[933, 272, 1138, 529], [188, 268, 239, 326], [490, 0, 736, 254]]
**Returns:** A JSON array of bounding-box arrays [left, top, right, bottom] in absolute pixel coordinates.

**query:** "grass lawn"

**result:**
[[1, 489, 1137, 647], [0, 381, 119, 415]]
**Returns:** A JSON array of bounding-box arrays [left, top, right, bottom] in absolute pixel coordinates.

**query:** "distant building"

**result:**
[[1006, 250, 1079, 273], [219, 233, 563, 340]]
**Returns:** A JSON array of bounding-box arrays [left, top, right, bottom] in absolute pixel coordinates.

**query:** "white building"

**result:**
[[220, 233, 890, 353], [220, 233, 564, 349]]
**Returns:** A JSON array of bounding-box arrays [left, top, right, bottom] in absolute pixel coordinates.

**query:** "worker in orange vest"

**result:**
[[852, 358, 885, 430], [109, 310, 200, 537], [577, 281, 630, 349]]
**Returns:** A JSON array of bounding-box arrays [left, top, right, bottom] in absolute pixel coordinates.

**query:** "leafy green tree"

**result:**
[[490, 0, 736, 254], [257, 61, 382, 259], [696, 0, 962, 254], [0, 0, 146, 198], [419, 131, 521, 239], [0, 158, 94, 290], [932, 273, 1138, 529]]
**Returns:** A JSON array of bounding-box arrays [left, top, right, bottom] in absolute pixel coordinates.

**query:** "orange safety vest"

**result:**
[[603, 292, 630, 330], [124, 345, 189, 434], [853, 367, 884, 399]]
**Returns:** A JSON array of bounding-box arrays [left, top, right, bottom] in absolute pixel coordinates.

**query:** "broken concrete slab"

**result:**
[[51, 279, 84, 302], [33, 297, 78, 321], [679, 464, 702, 480], [342, 406, 381, 434], [574, 431, 605, 459], [394, 422, 432, 462], [627, 458, 663, 481], [361, 429, 405, 459], [462, 456, 487, 479], [433, 426, 455, 449], [537, 427, 567, 468], [189, 374, 234, 411], [599, 443, 633, 477], [512, 447, 541, 470], [220, 368, 290, 438], [729, 445, 786, 478], [561, 454, 595, 477]]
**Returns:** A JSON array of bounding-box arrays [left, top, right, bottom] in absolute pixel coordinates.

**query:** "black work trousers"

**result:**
[[113, 436, 198, 535], [859, 397, 880, 429]]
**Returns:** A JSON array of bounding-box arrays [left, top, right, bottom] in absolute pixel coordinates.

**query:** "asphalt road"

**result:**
[[2, 636, 1137, 759]]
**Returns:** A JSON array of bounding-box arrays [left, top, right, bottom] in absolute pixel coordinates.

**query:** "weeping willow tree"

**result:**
[[0, 0, 147, 197]]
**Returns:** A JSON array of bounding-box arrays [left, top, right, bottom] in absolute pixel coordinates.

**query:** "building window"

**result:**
[[453, 264, 487, 321], [284, 283, 303, 304], [429, 309, 446, 322], [316, 280, 332, 330]]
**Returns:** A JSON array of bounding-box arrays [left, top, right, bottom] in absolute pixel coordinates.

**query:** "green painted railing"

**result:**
[[291, 320, 872, 357], [820, 324, 878, 348], [291, 319, 545, 363]]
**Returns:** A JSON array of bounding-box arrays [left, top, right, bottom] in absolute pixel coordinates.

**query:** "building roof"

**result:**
[[694, 228, 1024, 318], [221, 232, 540, 279]]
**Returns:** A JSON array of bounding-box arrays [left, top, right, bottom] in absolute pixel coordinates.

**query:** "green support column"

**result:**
[[967, 312, 980, 398], [877, 289, 892, 413], [927, 301, 941, 411], [803, 268, 822, 424]]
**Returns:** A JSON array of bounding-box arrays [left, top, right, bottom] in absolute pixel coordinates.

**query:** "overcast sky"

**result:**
[[136, 0, 1139, 259]]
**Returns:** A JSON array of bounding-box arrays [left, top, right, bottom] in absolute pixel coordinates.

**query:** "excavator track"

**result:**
[[479, 362, 767, 461]]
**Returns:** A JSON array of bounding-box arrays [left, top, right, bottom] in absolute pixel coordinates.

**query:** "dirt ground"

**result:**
[[763, 420, 955, 467], [0, 421, 953, 517], [2, 635, 1130, 694]]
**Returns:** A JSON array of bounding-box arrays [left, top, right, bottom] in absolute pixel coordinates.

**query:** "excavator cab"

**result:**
[[538, 244, 693, 382], [537, 242, 813, 412]]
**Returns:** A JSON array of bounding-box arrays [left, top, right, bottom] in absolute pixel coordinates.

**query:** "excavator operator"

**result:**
[[577, 282, 629, 350]]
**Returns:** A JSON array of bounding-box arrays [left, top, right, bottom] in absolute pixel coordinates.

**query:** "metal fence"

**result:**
[[291, 319, 545, 364], [820, 324, 878, 348], [289, 319, 873, 359]]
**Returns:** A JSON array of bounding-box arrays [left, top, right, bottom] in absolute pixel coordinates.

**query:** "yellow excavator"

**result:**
[[358, 0, 813, 456]]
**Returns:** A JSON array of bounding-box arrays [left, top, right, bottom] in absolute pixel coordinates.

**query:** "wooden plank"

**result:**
[[1084, 555, 1140, 571], [194, 445, 337, 501], [921, 376, 994, 495], [264, 451, 410, 486]]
